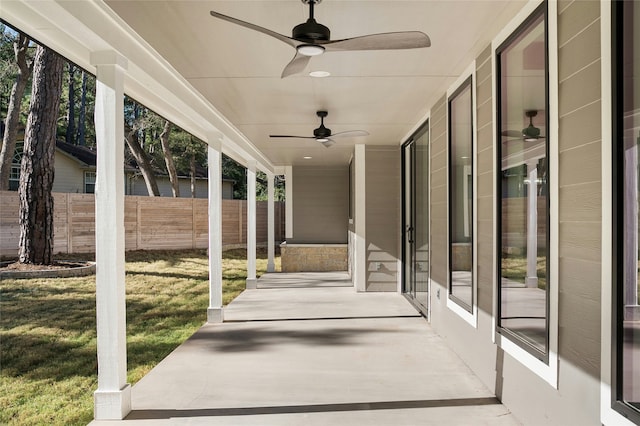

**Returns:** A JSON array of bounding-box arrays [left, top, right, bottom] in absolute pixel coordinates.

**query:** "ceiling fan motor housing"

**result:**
[[293, 19, 330, 42], [314, 124, 332, 138]]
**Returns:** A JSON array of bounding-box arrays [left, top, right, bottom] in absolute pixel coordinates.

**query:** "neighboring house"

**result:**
[[8, 140, 235, 199]]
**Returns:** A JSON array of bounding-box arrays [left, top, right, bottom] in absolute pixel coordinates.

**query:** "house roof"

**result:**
[[56, 141, 98, 167]]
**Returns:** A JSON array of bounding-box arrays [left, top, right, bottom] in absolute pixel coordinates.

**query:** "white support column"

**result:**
[[267, 172, 276, 273], [525, 161, 539, 288], [354, 144, 367, 292], [207, 132, 224, 323], [285, 165, 293, 240], [91, 51, 131, 421], [246, 160, 257, 289]]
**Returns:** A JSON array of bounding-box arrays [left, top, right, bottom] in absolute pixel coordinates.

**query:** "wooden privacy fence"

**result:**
[[0, 191, 285, 257]]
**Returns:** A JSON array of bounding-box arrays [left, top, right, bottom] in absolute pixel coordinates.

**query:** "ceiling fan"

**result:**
[[502, 110, 546, 142], [210, 0, 431, 78], [270, 110, 369, 147]]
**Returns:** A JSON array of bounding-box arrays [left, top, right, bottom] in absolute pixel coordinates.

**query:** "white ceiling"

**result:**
[[102, 0, 528, 167]]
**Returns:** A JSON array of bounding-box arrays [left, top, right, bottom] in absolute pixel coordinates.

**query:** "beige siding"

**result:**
[[291, 166, 349, 244], [365, 146, 400, 291], [53, 152, 87, 194], [557, 0, 602, 380], [476, 44, 494, 315], [430, 95, 448, 286]]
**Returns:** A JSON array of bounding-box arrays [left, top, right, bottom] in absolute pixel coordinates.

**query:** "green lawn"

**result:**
[[0, 248, 279, 425], [501, 254, 547, 289]]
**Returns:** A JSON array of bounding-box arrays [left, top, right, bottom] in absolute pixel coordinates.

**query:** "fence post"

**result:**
[[66, 193, 72, 254], [136, 198, 142, 251], [192, 197, 196, 249]]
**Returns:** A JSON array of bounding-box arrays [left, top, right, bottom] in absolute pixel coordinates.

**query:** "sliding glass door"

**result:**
[[403, 124, 430, 314]]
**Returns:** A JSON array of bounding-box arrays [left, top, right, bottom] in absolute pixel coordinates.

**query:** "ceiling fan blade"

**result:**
[[323, 31, 431, 52], [321, 139, 336, 148], [281, 52, 311, 78], [270, 134, 316, 139], [210, 10, 299, 48], [330, 130, 369, 139], [501, 130, 524, 138]]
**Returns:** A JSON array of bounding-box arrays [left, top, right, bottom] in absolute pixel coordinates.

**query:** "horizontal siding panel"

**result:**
[[559, 221, 601, 262], [559, 182, 601, 222], [559, 101, 601, 151], [558, 141, 601, 186], [557, 0, 600, 47], [558, 60, 601, 115], [558, 19, 600, 82]]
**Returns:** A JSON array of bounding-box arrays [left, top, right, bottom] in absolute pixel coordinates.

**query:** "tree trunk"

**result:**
[[18, 45, 63, 265], [75, 70, 87, 145], [65, 63, 76, 144], [125, 127, 160, 196], [190, 151, 196, 198], [0, 34, 33, 191], [160, 120, 180, 197]]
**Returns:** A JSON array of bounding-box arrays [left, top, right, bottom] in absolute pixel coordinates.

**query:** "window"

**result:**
[[496, 4, 549, 359], [613, 0, 640, 422], [448, 76, 474, 313], [9, 142, 23, 191], [84, 171, 96, 194]]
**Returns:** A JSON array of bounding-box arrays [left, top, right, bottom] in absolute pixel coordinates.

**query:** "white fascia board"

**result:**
[[1, 0, 275, 175]]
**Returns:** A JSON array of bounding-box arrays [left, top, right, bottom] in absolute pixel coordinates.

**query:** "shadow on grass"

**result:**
[[126, 270, 210, 281]]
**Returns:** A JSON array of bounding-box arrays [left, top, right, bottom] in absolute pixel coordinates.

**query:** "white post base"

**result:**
[[94, 384, 131, 420], [267, 262, 276, 273], [246, 278, 258, 289], [525, 276, 539, 288], [626, 305, 640, 321], [207, 307, 224, 323]]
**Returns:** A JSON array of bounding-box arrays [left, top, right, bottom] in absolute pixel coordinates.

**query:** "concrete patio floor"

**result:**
[[91, 272, 521, 425]]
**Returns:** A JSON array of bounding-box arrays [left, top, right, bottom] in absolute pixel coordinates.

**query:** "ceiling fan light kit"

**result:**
[[297, 44, 325, 56]]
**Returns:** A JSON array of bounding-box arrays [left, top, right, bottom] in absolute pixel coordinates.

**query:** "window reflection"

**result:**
[[497, 10, 549, 356], [449, 78, 474, 311], [618, 0, 640, 415]]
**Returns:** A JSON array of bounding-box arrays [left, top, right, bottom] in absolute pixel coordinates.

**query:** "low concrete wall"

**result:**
[[280, 243, 348, 272]]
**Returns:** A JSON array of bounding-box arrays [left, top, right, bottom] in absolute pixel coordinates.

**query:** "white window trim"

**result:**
[[446, 61, 478, 328], [491, 0, 559, 389], [599, 1, 637, 424]]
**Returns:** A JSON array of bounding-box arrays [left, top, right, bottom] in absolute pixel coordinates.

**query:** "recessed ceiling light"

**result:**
[[303, 156, 312, 159], [309, 70, 331, 78]]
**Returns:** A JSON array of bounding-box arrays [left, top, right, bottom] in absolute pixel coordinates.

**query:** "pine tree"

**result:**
[[18, 45, 63, 264]]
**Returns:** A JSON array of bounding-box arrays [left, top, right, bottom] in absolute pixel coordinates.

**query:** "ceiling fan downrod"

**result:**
[[295, 0, 329, 42]]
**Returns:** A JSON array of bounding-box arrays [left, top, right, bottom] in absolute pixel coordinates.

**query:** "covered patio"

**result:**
[[90, 272, 519, 425]]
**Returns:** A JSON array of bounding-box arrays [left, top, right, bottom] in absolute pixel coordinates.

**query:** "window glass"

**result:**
[[497, 8, 549, 357], [449, 78, 474, 311], [617, 0, 640, 418], [85, 171, 96, 194]]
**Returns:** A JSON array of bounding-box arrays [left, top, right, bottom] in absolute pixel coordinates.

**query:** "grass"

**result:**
[[0, 248, 279, 425], [501, 254, 547, 289]]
